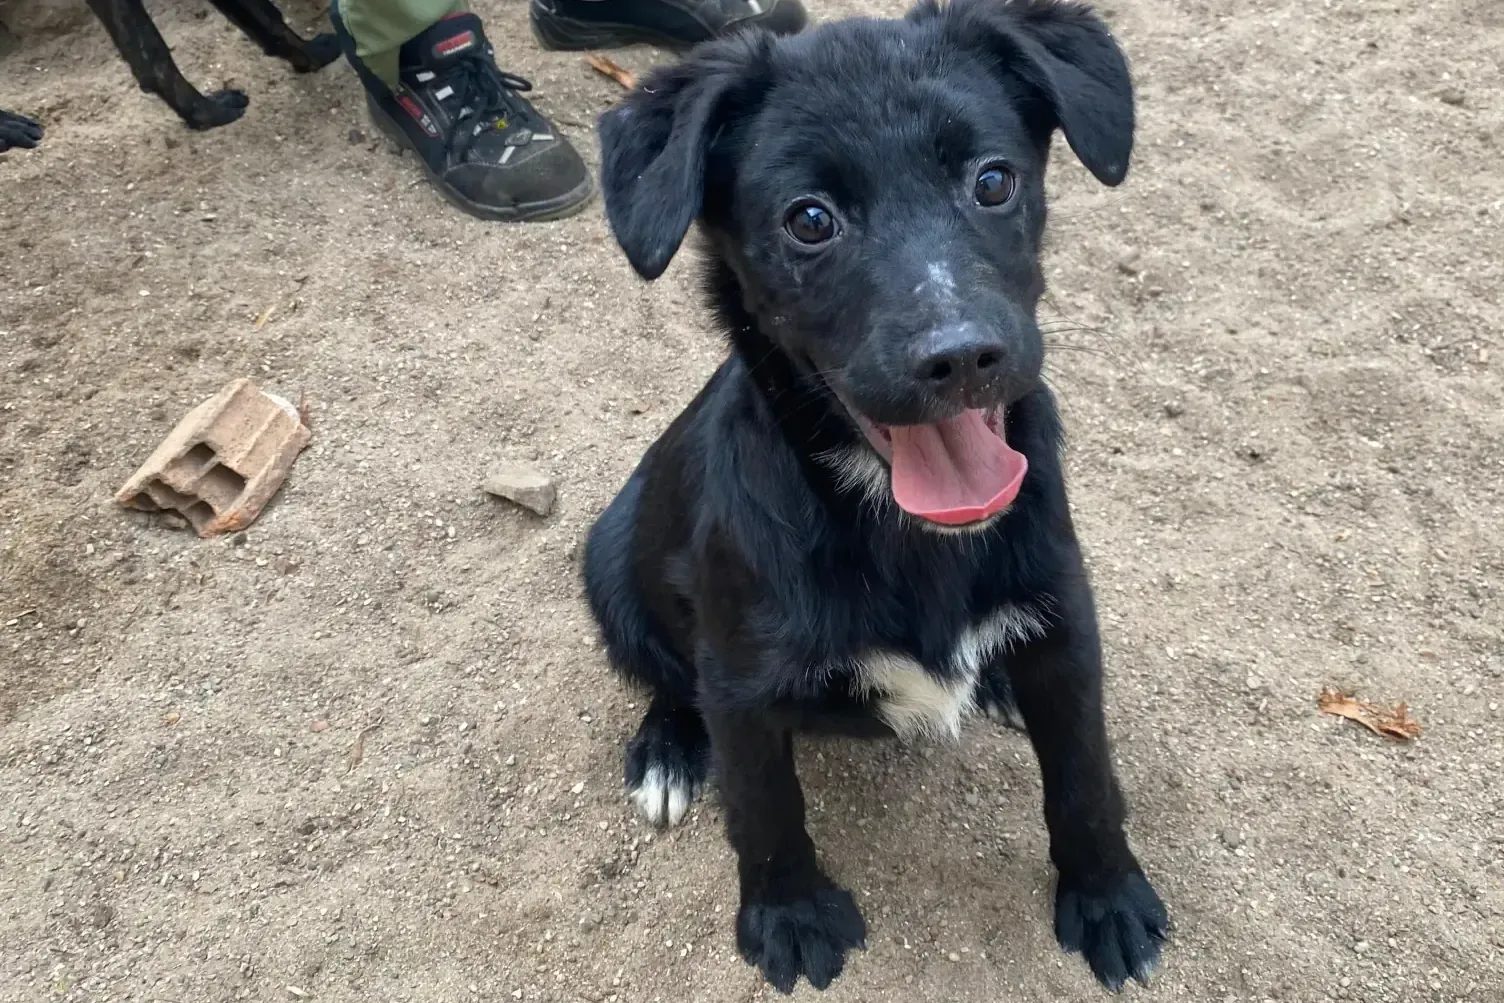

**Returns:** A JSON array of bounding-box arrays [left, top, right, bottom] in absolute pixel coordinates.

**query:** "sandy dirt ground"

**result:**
[[2, 0, 1502, 1000]]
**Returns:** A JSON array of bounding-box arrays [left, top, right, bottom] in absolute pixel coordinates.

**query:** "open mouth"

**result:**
[[846, 405, 1029, 527]]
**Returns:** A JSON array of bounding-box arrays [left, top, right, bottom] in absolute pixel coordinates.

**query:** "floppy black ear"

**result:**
[[597, 38, 769, 281], [942, 0, 1135, 186]]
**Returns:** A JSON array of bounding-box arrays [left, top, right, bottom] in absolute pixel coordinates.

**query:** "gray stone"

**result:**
[[483, 464, 557, 517]]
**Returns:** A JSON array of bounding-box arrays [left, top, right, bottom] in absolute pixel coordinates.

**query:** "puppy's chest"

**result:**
[[840, 604, 1046, 741]]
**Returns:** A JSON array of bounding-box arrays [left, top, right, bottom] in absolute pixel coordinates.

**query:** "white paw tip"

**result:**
[[983, 700, 1025, 730], [629, 765, 695, 827]]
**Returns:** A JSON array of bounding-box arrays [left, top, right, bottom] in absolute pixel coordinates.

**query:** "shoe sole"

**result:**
[[529, 0, 701, 51], [367, 97, 594, 223]]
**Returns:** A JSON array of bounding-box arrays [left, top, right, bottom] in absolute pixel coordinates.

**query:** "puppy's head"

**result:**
[[599, 0, 1133, 529]]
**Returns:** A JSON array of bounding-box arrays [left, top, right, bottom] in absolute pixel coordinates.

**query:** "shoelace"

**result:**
[[433, 51, 541, 160]]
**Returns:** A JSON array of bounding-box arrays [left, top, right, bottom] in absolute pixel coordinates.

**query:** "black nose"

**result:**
[[911, 325, 1007, 398]]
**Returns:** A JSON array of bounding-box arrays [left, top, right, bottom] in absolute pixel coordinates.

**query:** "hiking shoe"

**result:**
[[530, 0, 807, 51], [333, 9, 592, 222]]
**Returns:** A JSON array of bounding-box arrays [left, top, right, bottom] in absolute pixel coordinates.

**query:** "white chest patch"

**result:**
[[852, 604, 1048, 741]]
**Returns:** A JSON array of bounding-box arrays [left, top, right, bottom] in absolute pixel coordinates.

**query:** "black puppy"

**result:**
[[84, 0, 338, 129], [585, 0, 1167, 994]]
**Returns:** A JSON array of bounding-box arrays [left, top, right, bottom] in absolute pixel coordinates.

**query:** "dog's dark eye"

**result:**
[[784, 202, 836, 245], [974, 164, 1017, 207]]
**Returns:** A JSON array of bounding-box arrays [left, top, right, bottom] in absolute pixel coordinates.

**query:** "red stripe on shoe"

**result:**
[[397, 94, 441, 137], [434, 31, 475, 57]]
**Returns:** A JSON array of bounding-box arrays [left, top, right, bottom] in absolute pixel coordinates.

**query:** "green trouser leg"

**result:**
[[336, 0, 470, 88]]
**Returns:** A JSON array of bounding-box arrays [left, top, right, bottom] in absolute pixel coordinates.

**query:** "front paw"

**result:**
[[1055, 870, 1168, 991], [736, 883, 867, 993], [297, 33, 343, 72], [0, 110, 44, 151], [187, 90, 250, 130], [975, 667, 1025, 730]]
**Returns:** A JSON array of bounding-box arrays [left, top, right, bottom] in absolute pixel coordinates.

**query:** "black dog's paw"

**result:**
[[625, 701, 709, 827], [297, 33, 343, 73], [1055, 870, 1168, 991], [0, 109, 44, 151], [737, 883, 867, 993], [975, 668, 1025, 730], [187, 90, 250, 130]]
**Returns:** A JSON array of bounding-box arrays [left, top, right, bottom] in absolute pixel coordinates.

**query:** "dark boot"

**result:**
[[333, 9, 593, 222]]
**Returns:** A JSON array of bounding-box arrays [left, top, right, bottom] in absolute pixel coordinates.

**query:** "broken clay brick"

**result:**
[[116, 378, 311, 537]]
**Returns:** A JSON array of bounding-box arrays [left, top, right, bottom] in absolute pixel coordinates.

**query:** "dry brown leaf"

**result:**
[[254, 303, 277, 330], [345, 711, 384, 773], [585, 53, 637, 91], [1318, 688, 1420, 741]]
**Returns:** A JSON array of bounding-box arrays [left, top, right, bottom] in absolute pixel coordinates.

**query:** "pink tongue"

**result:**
[[888, 410, 1028, 525]]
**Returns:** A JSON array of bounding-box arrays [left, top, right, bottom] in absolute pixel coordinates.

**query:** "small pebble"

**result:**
[[1220, 827, 1244, 849]]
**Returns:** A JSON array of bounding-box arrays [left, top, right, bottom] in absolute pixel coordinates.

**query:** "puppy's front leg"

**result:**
[[86, 0, 250, 129], [206, 0, 340, 73], [704, 706, 866, 994], [1008, 574, 1168, 991]]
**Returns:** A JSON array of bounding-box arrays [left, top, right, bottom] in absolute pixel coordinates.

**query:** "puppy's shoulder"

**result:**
[[700, 362, 817, 516]]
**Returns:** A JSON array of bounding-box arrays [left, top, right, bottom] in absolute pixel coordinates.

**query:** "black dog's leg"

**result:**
[[86, 0, 248, 129], [1008, 575, 1168, 991], [705, 707, 866, 994], [625, 692, 709, 827], [206, 0, 340, 73]]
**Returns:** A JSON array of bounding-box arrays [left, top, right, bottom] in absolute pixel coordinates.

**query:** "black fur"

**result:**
[[586, 0, 1166, 994], [80, 0, 338, 130], [0, 108, 43, 151]]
